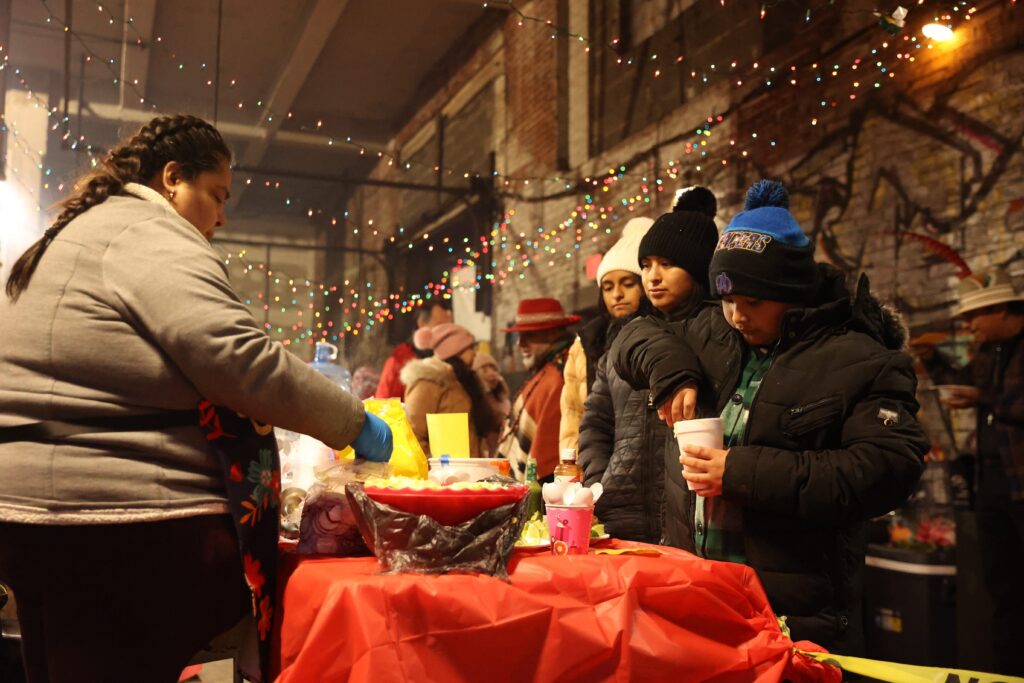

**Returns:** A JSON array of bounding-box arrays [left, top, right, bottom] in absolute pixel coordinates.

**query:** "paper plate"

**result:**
[[515, 533, 611, 549]]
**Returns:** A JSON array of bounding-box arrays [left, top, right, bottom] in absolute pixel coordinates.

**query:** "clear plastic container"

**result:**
[[276, 342, 353, 490]]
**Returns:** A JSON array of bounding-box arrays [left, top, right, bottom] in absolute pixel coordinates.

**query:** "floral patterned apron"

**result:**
[[197, 400, 281, 683]]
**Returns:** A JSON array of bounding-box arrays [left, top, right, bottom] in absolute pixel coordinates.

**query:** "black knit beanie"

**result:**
[[637, 186, 720, 287], [708, 179, 818, 304]]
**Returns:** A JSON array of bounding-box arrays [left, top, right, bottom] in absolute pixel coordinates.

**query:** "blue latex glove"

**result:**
[[351, 412, 393, 462]]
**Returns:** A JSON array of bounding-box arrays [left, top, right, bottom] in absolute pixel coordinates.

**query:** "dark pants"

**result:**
[[977, 459, 1024, 677], [0, 515, 249, 683]]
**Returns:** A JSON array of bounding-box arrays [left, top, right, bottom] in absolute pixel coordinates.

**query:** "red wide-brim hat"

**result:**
[[501, 298, 581, 333]]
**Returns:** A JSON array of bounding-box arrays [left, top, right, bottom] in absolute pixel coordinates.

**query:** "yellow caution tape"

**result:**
[[797, 649, 1024, 683]]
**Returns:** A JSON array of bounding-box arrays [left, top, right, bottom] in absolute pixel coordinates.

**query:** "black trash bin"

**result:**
[[863, 543, 957, 668]]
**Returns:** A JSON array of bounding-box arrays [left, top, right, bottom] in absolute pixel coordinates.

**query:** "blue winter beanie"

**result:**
[[707, 180, 818, 303]]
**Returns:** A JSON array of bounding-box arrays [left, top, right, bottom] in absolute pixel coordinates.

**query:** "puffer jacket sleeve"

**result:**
[[103, 216, 365, 450], [578, 356, 615, 487], [612, 316, 704, 408], [559, 338, 587, 451], [723, 353, 928, 524]]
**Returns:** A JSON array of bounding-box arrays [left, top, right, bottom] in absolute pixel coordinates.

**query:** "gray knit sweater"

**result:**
[[0, 186, 365, 524]]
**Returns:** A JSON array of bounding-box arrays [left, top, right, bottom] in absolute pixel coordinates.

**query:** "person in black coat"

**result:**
[[613, 180, 929, 654], [579, 187, 719, 543]]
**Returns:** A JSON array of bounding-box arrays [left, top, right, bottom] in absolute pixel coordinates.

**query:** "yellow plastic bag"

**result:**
[[336, 398, 428, 479]]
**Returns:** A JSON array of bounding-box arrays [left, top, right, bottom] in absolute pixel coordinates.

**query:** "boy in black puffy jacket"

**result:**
[[613, 180, 929, 654]]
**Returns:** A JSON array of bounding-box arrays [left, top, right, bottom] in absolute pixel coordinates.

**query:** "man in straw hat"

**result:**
[[497, 298, 580, 481], [938, 267, 1024, 676]]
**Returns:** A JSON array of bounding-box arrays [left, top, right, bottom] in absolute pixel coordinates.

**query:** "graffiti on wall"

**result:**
[[770, 49, 1024, 316]]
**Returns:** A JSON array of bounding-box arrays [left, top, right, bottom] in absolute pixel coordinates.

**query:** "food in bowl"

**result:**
[[427, 458, 511, 485], [363, 475, 509, 491], [361, 476, 528, 526]]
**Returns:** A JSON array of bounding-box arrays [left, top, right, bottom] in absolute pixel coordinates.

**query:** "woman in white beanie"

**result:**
[[558, 216, 654, 452], [578, 187, 720, 542]]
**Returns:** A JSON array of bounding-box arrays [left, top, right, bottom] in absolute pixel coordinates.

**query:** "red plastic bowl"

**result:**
[[362, 485, 528, 526]]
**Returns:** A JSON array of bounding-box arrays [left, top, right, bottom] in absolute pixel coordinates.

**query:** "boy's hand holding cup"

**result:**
[[673, 417, 727, 497]]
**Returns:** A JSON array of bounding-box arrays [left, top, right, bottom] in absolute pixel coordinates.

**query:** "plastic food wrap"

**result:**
[[344, 477, 528, 579]]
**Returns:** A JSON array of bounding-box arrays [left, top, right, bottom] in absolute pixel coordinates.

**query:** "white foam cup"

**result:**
[[673, 418, 724, 491]]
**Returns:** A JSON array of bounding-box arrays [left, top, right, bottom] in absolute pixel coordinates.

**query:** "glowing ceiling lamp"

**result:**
[[921, 23, 954, 41]]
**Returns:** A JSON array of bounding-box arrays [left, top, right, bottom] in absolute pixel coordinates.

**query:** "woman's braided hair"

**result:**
[[5, 114, 230, 301]]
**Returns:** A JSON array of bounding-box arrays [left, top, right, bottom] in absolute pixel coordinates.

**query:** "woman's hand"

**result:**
[[679, 444, 729, 498], [658, 382, 698, 426], [352, 412, 394, 462]]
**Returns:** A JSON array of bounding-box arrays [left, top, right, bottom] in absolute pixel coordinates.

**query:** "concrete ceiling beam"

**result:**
[[228, 0, 350, 208]]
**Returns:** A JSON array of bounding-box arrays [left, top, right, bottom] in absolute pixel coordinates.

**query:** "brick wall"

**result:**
[[345, 0, 1024, 370]]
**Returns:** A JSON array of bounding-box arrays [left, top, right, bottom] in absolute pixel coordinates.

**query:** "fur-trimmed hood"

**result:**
[[400, 356, 456, 392], [783, 264, 909, 351]]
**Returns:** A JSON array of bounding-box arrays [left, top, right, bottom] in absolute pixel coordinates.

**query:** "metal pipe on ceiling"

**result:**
[[62, 0, 71, 138], [213, 236, 383, 255], [0, 0, 10, 180], [232, 165, 473, 196], [213, 0, 223, 124]]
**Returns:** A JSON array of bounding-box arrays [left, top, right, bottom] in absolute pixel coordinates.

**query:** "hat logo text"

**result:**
[[716, 231, 773, 253]]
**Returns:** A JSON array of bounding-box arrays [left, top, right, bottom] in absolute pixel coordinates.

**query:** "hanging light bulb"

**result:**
[[921, 23, 954, 41]]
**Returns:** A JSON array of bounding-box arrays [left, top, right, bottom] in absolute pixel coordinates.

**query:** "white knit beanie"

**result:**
[[596, 216, 655, 283]]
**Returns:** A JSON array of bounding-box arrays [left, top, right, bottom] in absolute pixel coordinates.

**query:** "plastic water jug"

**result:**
[[310, 341, 352, 392]]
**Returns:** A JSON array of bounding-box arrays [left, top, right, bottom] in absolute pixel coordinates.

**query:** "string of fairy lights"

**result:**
[[14, 0, 969, 187], [220, 2, 984, 344], [0, 0, 996, 346], [4, 0, 965, 190]]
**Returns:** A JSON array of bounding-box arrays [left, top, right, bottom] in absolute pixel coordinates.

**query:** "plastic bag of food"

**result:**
[[344, 475, 528, 579], [336, 398, 428, 479], [295, 459, 388, 556]]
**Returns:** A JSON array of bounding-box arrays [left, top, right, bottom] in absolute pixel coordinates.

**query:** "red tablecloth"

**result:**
[[274, 541, 838, 683]]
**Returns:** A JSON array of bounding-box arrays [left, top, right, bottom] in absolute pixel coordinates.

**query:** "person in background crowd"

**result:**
[[559, 216, 654, 453], [473, 351, 512, 457], [498, 299, 579, 481], [0, 115, 392, 683], [613, 179, 928, 653], [935, 269, 1024, 676], [579, 187, 719, 543], [351, 365, 382, 401], [401, 323, 500, 458], [374, 301, 452, 399]]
